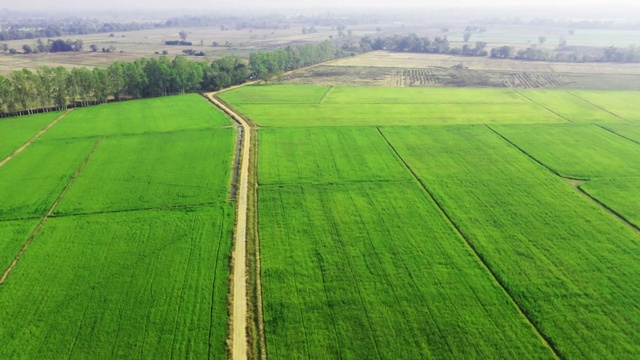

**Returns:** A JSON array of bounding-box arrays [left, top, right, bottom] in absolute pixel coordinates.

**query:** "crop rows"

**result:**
[[381, 125, 640, 358], [492, 122, 640, 234], [0, 111, 62, 159], [404, 69, 441, 86], [0, 94, 235, 359], [223, 84, 640, 359], [257, 129, 555, 357], [500, 72, 568, 88]]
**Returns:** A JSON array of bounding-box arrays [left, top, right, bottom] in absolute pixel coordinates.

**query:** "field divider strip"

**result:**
[[595, 124, 640, 147], [565, 91, 630, 122], [513, 90, 572, 123], [48, 202, 219, 219], [0, 136, 103, 286], [485, 125, 584, 180], [203, 92, 250, 360], [319, 85, 334, 104], [0, 109, 73, 167], [376, 126, 563, 360], [575, 186, 640, 235], [488, 125, 640, 237]]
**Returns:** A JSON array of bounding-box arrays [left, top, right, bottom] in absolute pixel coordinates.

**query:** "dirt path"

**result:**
[[0, 137, 102, 286], [204, 92, 250, 360], [0, 109, 72, 168]]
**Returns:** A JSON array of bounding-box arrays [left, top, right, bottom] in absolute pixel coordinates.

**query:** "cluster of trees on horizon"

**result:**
[[361, 34, 489, 57], [471, 18, 640, 30], [0, 40, 348, 118], [0, 14, 350, 42], [367, 34, 640, 63]]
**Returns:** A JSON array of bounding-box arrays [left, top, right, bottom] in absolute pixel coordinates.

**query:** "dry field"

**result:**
[[0, 24, 380, 74], [329, 51, 640, 75], [283, 51, 640, 90]]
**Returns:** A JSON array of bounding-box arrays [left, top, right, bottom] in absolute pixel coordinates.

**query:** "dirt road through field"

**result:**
[[205, 92, 250, 360], [0, 110, 72, 167]]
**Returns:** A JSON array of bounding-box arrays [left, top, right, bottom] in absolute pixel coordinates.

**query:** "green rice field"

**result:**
[[0, 111, 62, 159], [0, 94, 235, 359], [3, 82, 640, 359], [223, 84, 640, 359]]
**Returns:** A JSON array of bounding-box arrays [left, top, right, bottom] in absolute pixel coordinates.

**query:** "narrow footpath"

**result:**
[[204, 92, 250, 360]]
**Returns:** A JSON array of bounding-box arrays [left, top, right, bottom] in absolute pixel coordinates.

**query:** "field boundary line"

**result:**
[[565, 91, 629, 122], [376, 126, 563, 360], [575, 186, 640, 235], [0, 109, 72, 167], [247, 122, 267, 360], [488, 125, 640, 237], [319, 85, 334, 104], [48, 202, 219, 219], [203, 92, 250, 360], [513, 90, 572, 123], [595, 124, 640, 147], [485, 125, 584, 180], [0, 137, 103, 286]]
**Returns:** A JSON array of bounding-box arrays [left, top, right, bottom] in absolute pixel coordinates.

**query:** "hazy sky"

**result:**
[[5, 0, 640, 11]]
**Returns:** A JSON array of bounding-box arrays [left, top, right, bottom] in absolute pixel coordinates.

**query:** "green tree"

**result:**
[[92, 67, 112, 103], [9, 69, 38, 114], [51, 67, 69, 110], [0, 75, 13, 116]]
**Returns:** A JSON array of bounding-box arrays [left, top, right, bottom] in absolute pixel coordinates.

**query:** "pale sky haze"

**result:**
[[4, 0, 640, 11]]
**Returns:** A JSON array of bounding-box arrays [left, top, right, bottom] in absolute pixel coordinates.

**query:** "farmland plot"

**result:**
[[581, 178, 640, 228], [322, 86, 525, 104], [223, 85, 566, 127], [381, 125, 640, 359], [54, 129, 235, 215], [218, 84, 330, 104], [570, 91, 640, 121], [0, 207, 233, 359], [0, 112, 62, 159], [232, 102, 564, 127], [514, 90, 621, 123], [0, 94, 236, 359], [0, 220, 38, 272], [40, 94, 230, 140], [258, 127, 411, 185], [600, 123, 640, 143], [259, 183, 554, 359], [0, 138, 97, 220], [490, 124, 640, 179]]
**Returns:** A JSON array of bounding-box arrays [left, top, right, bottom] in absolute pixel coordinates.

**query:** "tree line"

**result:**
[[0, 40, 343, 117], [364, 33, 640, 64], [361, 34, 488, 57]]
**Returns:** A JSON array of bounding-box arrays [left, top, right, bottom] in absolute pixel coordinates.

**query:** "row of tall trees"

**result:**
[[360, 33, 640, 64], [361, 34, 488, 57], [489, 44, 640, 63], [0, 41, 340, 117], [249, 41, 336, 82]]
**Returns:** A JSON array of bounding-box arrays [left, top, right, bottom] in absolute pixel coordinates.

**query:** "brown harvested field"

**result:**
[[329, 51, 640, 75], [282, 51, 640, 90]]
